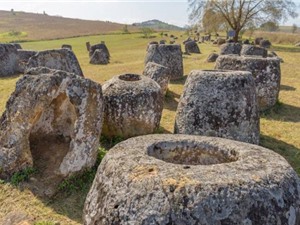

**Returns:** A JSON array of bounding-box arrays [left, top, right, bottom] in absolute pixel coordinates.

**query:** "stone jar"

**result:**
[[184, 41, 201, 54], [16, 49, 38, 73], [206, 53, 219, 62], [89, 43, 110, 60], [0, 44, 19, 77], [219, 43, 242, 55], [0, 69, 104, 180], [143, 62, 170, 95], [240, 44, 267, 57], [89, 49, 109, 65], [84, 134, 300, 225], [145, 44, 183, 80], [215, 55, 281, 111], [174, 70, 259, 144], [25, 48, 83, 77], [102, 74, 163, 138]]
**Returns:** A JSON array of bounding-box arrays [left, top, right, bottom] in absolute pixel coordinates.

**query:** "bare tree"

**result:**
[[189, 0, 298, 42], [292, 23, 298, 33], [202, 8, 227, 33]]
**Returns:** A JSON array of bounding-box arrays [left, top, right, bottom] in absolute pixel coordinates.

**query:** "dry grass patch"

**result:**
[[0, 10, 138, 42], [249, 30, 300, 45]]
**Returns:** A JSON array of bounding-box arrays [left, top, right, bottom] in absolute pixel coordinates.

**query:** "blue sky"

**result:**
[[0, 0, 300, 27]]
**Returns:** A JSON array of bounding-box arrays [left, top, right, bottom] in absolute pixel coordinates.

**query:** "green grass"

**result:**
[[0, 31, 27, 42], [0, 31, 300, 224], [10, 167, 37, 186]]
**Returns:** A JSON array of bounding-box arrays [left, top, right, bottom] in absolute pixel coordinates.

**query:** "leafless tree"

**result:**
[[189, 0, 298, 41]]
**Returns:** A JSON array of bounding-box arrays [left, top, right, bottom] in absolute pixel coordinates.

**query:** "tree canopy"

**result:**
[[188, 0, 298, 41], [260, 21, 279, 32]]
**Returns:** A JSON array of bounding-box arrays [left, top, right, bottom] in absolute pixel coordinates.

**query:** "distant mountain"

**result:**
[[132, 19, 184, 31]]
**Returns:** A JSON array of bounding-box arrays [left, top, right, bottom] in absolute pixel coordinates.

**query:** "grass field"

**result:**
[[0, 32, 300, 224], [0, 10, 138, 42]]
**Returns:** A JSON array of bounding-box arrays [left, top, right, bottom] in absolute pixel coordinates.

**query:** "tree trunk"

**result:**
[[233, 29, 240, 42]]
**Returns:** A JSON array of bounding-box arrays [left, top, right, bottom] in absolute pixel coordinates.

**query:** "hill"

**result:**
[[132, 19, 184, 31], [0, 10, 138, 42]]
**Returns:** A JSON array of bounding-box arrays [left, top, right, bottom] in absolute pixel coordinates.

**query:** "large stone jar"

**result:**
[[25, 48, 83, 77], [219, 43, 242, 55], [84, 134, 300, 225], [145, 44, 183, 80], [143, 62, 170, 95], [240, 44, 267, 57], [215, 55, 281, 111], [0, 44, 19, 77], [102, 74, 163, 138], [175, 70, 259, 144], [0, 69, 104, 181]]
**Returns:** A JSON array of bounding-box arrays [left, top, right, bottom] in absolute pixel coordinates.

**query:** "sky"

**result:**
[[0, 0, 300, 27]]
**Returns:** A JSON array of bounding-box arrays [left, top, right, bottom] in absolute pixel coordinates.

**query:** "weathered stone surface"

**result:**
[[219, 43, 242, 55], [0, 44, 19, 77], [260, 39, 271, 48], [89, 43, 110, 60], [295, 42, 300, 47], [61, 44, 72, 50], [240, 44, 267, 57], [25, 66, 57, 75], [0, 69, 104, 184], [12, 43, 22, 49], [243, 39, 250, 44], [255, 37, 263, 45], [215, 55, 281, 111], [183, 37, 192, 44], [145, 44, 183, 80], [25, 48, 83, 77], [102, 74, 163, 138], [175, 70, 259, 144], [16, 50, 38, 73], [146, 42, 158, 51], [206, 53, 219, 62], [84, 134, 300, 225], [216, 38, 226, 45], [89, 49, 109, 65], [149, 41, 158, 45], [160, 40, 166, 44], [226, 39, 234, 43], [184, 41, 201, 54], [143, 62, 170, 95]]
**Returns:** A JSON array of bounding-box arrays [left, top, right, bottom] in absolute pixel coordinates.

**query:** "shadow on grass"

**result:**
[[164, 89, 180, 112], [260, 102, 300, 122], [169, 75, 188, 85], [280, 84, 296, 91], [155, 126, 172, 134], [260, 134, 300, 175]]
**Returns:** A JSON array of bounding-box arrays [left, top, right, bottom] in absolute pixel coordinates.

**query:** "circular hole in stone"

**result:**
[[147, 141, 238, 166], [119, 74, 141, 81]]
